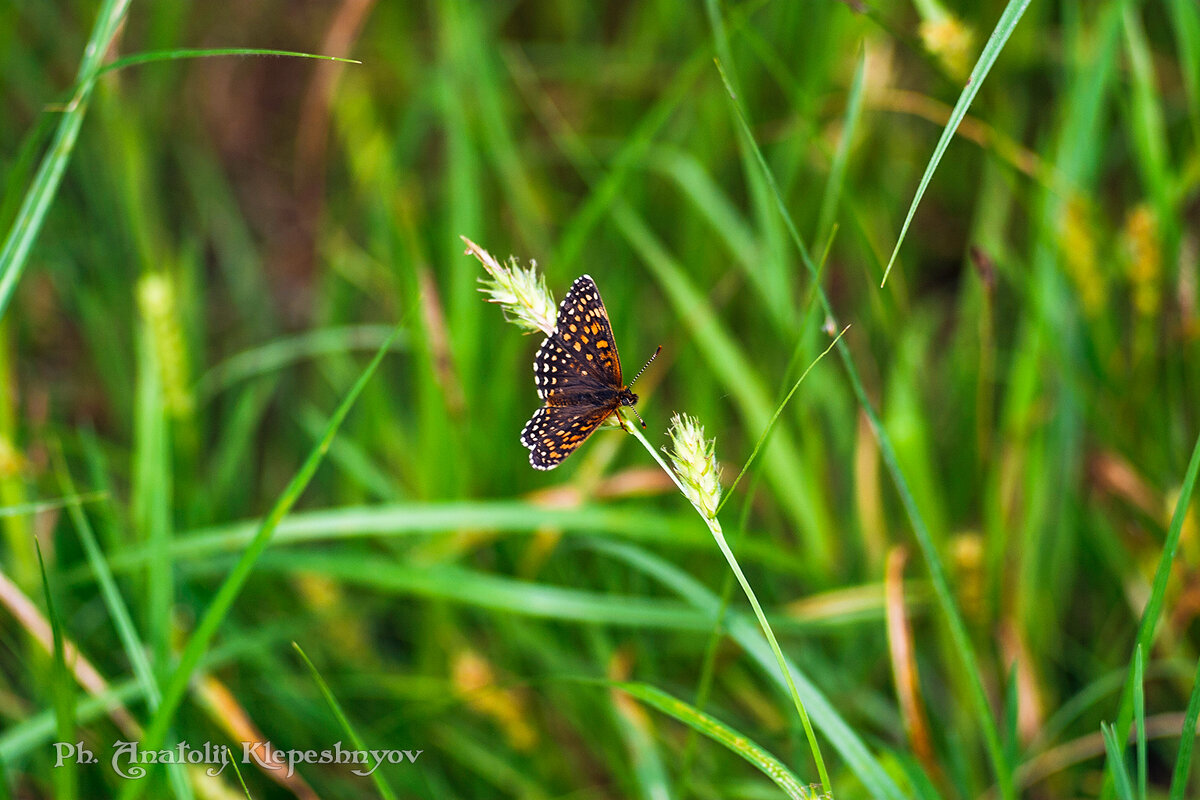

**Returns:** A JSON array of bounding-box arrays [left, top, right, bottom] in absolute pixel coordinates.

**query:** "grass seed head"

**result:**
[[666, 412, 722, 519], [463, 236, 556, 335]]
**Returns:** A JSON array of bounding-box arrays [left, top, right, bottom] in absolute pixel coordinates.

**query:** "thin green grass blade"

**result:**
[[609, 682, 672, 800], [1134, 646, 1146, 800], [1003, 665, 1019, 770], [704, 0, 793, 329], [0, 678, 140, 762], [1111, 432, 1200, 762], [92, 502, 802, 572], [645, 146, 786, 332], [97, 47, 360, 77], [713, 56, 1014, 800], [815, 46, 867, 245], [612, 205, 834, 569], [296, 404, 402, 501], [0, 113, 55, 235], [552, 56, 709, 271], [35, 542, 76, 800], [0, 16, 352, 326], [678, 481, 760, 797], [621, 409, 830, 794], [224, 754, 252, 800], [589, 540, 907, 800], [0, 624, 297, 761], [0, 0, 131, 322], [0, 492, 106, 518], [1122, 3, 1174, 252], [294, 643, 398, 800], [1102, 722, 1136, 800], [132, 316, 173, 682], [611, 681, 814, 800], [224, 551, 718, 630], [1166, 0, 1200, 145], [1168, 654, 1200, 800], [117, 323, 402, 800], [53, 449, 194, 800], [715, 324, 848, 515], [880, 0, 1033, 286]]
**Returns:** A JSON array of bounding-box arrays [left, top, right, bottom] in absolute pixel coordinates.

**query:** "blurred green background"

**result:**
[[2, 0, 1200, 798]]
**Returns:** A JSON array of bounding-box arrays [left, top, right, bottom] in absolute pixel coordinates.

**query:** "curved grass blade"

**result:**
[[1169, 654, 1200, 800], [678, 481, 760, 797], [589, 539, 908, 800], [714, 55, 1014, 800], [92, 502, 807, 577], [35, 542, 76, 800], [96, 47, 360, 77], [1102, 722, 1136, 800], [1166, 0, 1200, 146], [53, 450, 194, 800], [610, 681, 816, 800], [0, 623, 297, 761], [1110, 431, 1200, 784], [294, 643, 398, 800], [609, 680, 672, 800], [816, 46, 868, 245], [0, 678, 139, 762], [225, 755, 252, 800], [715, 324, 849, 515], [507, 21, 836, 570], [225, 551, 719, 631], [621, 416, 830, 794], [0, 26, 356, 325], [195, 324, 405, 402], [880, 0, 1033, 286], [0, 0, 131, 323], [0, 492, 106, 519], [1134, 647, 1146, 800], [117, 324, 402, 800], [613, 207, 835, 568]]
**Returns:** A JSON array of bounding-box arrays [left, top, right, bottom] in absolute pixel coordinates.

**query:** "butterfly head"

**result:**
[[619, 388, 639, 407]]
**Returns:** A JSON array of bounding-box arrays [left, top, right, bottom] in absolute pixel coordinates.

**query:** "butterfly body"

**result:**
[[520, 275, 650, 470]]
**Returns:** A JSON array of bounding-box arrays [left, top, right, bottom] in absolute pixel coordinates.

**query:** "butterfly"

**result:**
[[520, 275, 660, 470]]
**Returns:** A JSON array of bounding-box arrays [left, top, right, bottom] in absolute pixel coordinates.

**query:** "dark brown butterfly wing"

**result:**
[[532, 274, 624, 406], [520, 402, 616, 470]]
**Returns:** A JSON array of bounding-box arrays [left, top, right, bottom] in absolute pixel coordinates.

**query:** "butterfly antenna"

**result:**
[[629, 345, 662, 387], [627, 404, 648, 429]]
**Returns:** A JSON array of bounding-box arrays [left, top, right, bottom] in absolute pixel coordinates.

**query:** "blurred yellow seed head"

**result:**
[[137, 273, 193, 418], [0, 439, 22, 480], [1059, 197, 1106, 316], [1123, 204, 1161, 318], [919, 15, 976, 81], [451, 649, 537, 751]]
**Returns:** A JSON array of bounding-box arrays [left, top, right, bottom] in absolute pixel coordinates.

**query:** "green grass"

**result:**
[[2, 1, 1200, 798]]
